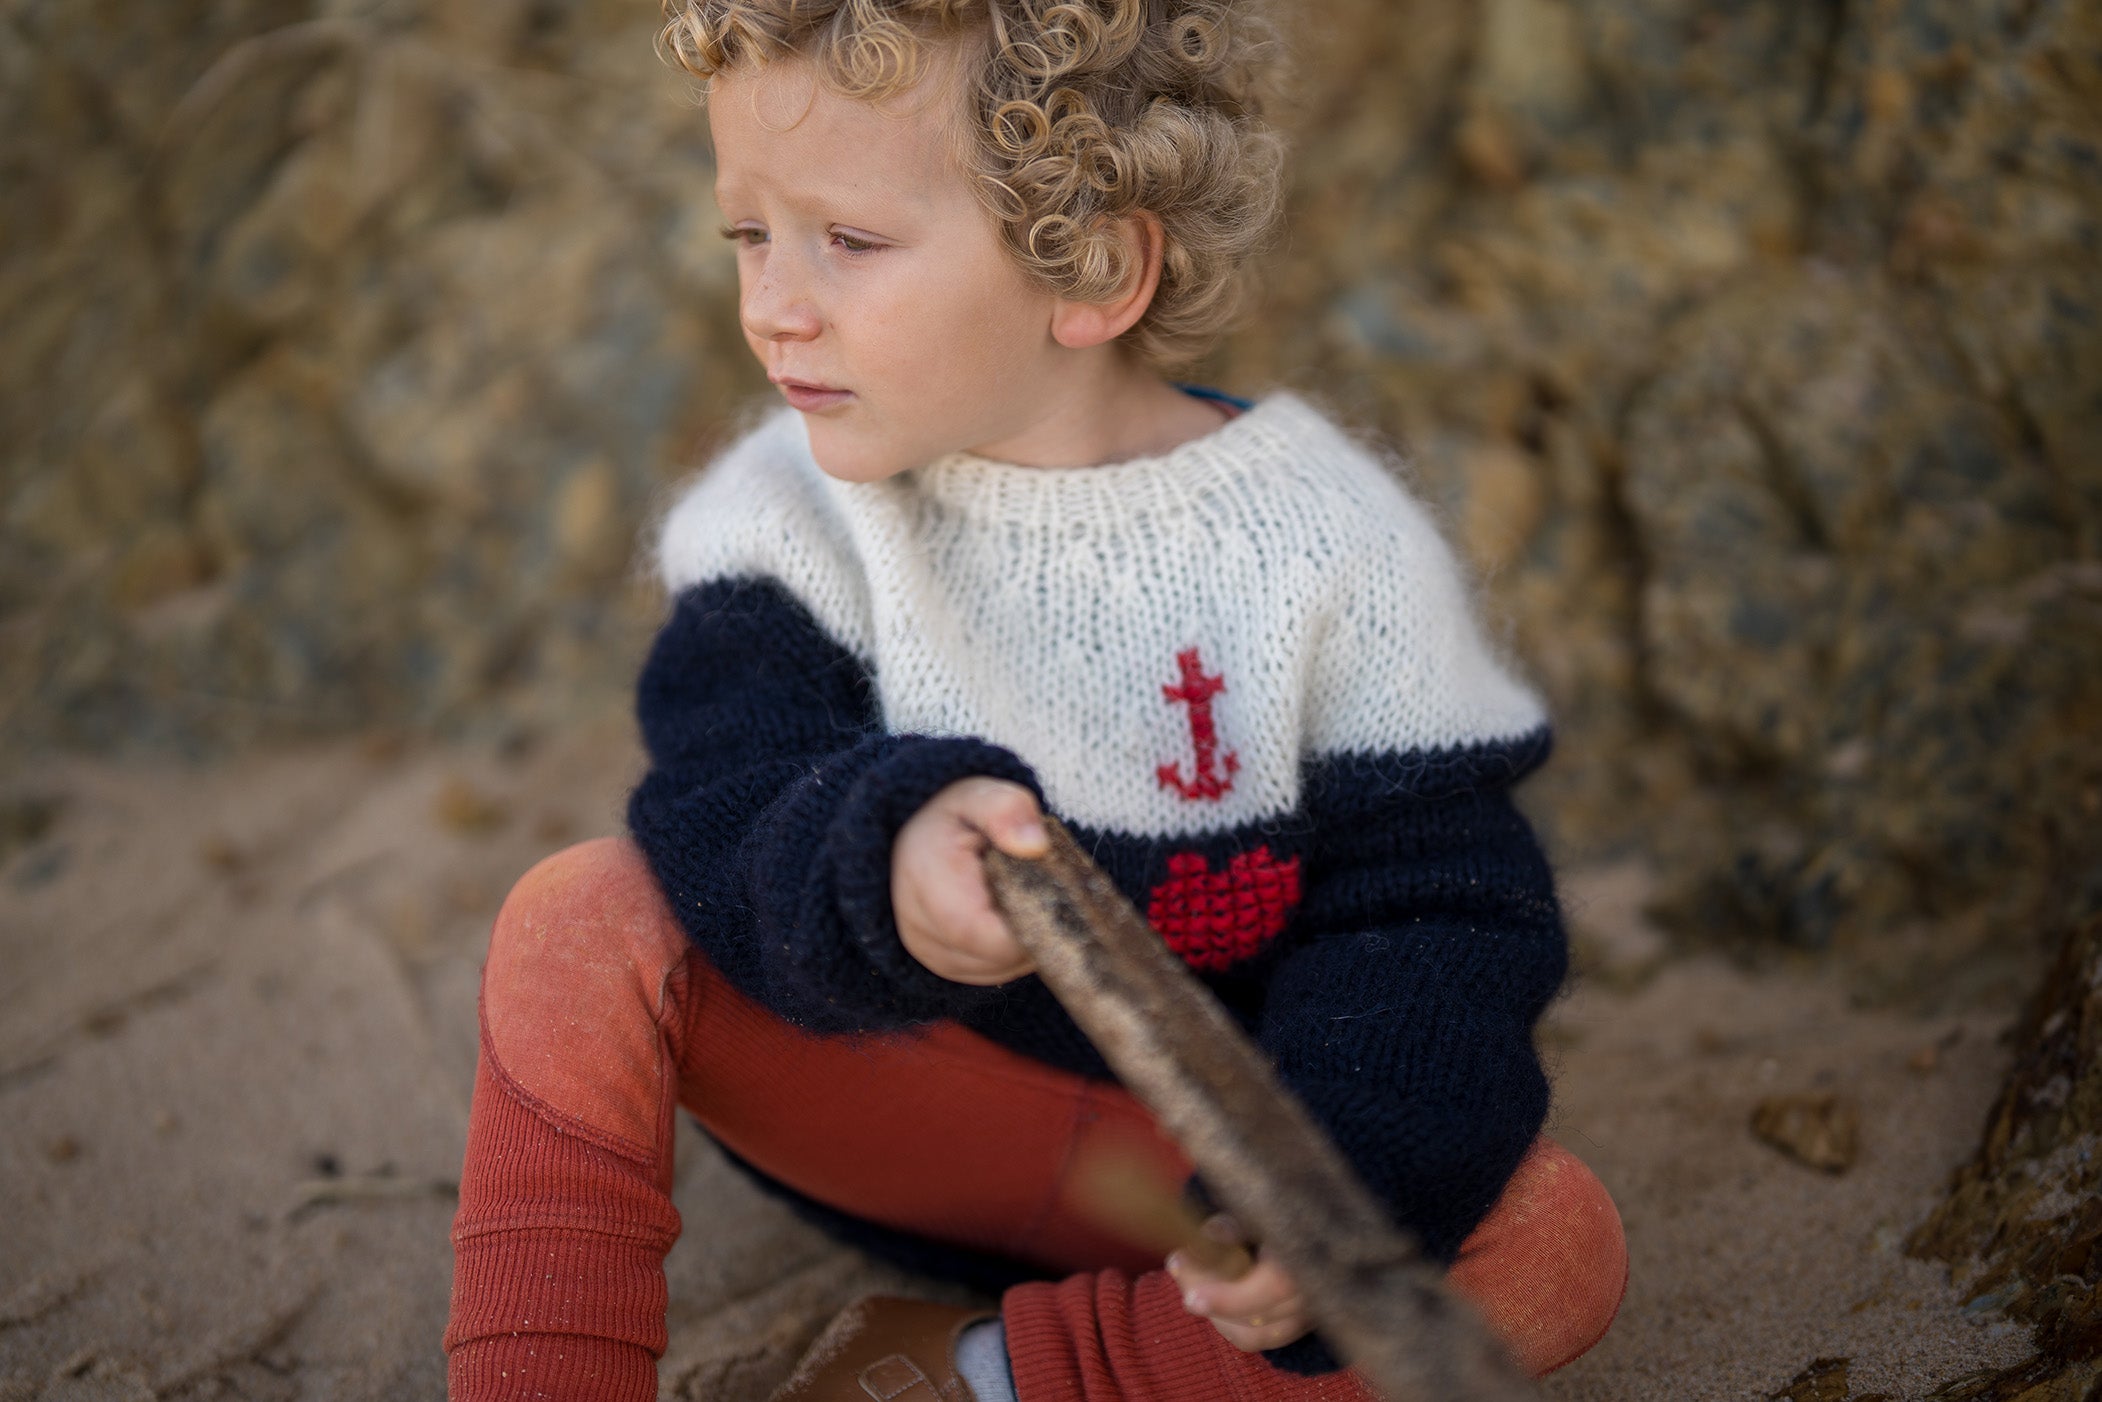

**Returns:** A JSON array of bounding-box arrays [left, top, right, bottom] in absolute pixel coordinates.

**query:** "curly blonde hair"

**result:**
[[660, 0, 1286, 368]]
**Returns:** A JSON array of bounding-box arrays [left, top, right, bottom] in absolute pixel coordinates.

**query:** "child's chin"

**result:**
[[804, 423, 917, 484]]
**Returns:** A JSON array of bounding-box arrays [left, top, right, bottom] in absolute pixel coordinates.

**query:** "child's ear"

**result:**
[[1050, 211, 1165, 350]]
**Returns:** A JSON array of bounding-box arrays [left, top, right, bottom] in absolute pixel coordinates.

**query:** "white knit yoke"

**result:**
[[655, 393, 1546, 839]]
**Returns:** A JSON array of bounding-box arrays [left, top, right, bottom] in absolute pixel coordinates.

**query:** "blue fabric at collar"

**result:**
[[1173, 383, 1256, 412]]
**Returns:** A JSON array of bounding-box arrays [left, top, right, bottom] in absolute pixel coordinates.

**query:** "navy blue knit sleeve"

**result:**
[[626, 576, 1043, 1033], [1254, 733, 1565, 1376]]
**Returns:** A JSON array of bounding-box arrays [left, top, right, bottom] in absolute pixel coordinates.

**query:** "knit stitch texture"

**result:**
[[627, 392, 1567, 1375]]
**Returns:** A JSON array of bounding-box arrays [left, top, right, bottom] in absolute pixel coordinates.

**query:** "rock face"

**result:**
[[4, 0, 2101, 960], [2, 0, 761, 752], [1206, 0, 2102, 963], [1907, 915, 2102, 1396]]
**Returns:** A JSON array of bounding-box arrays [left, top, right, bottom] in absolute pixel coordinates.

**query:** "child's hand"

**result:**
[[1167, 1215, 1313, 1353], [891, 777, 1047, 985]]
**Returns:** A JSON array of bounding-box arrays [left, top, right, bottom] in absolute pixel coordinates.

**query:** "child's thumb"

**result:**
[[999, 810, 1048, 857], [982, 787, 1048, 857]]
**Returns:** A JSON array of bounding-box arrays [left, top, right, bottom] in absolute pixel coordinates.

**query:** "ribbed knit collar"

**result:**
[[897, 392, 1321, 521]]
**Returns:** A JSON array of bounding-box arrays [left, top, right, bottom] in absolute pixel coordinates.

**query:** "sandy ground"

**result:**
[[0, 719, 2037, 1400]]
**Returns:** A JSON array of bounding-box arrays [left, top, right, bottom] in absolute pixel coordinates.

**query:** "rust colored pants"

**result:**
[[445, 838, 1626, 1400]]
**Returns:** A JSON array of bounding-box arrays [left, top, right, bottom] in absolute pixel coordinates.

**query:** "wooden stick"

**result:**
[[985, 818, 1535, 1402], [1064, 1138, 1253, 1279]]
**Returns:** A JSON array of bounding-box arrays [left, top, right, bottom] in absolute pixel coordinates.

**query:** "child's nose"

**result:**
[[740, 254, 822, 343]]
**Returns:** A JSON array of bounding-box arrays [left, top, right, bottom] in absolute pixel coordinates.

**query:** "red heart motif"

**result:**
[[1147, 846, 1303, 973]]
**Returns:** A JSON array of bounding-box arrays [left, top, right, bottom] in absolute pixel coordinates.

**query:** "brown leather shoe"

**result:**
[[770, 1296, 996, 1402]]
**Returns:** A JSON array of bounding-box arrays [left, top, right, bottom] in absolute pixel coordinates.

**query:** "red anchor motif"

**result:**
[[1149, 649, 1299, 968], [1156, 647, 1238, 802]]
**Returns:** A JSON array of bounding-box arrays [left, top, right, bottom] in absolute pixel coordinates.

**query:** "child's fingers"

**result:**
[[1206, 1310, 1315, 1354], [1167, 1213, 1256, 1286], [891, 778, 1044, 983], [892, 805, 1034, 982], [1169, 1254, 1299, 1321], [1168, 1234, 1312, 1350], [948, 778, 1047, 857], [915, 860, 1025, 971]]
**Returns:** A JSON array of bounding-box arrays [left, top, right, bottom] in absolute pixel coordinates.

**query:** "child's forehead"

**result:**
[[708, 56, 969, 193]]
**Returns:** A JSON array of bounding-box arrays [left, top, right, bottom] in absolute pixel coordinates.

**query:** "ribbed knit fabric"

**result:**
[[448, 1334, 656, 1401], [445, 1033, 676, 1401], [626, 391, 1571, 1376], [1004, 1271, 1379, 1402], [448, 838, 1624, 1399]]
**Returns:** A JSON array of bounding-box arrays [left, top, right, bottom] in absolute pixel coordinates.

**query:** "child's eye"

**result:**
[[719, 225, 767, 247], [831, 230, 881, 254]]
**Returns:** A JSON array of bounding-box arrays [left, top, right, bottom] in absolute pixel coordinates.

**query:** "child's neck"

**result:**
[[962, 350, 1230, 470]]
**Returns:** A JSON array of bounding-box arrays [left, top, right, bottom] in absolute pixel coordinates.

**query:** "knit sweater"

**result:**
[[626, 390, 1566, 1375]]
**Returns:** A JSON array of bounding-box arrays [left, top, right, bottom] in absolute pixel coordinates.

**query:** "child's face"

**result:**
[[710, 57, 1067, 482]]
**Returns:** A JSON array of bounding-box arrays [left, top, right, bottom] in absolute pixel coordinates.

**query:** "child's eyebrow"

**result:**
[[711, 171, 929, 228]]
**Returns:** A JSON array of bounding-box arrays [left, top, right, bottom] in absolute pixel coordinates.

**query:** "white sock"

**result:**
[[953, 1318, 1016, 1402]]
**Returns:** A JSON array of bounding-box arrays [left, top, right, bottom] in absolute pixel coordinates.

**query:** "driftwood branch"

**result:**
[[985, 818, 1535, 1402]]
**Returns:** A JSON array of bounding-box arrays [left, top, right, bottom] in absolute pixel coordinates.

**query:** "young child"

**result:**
[[443, 1, 1627, 1398]]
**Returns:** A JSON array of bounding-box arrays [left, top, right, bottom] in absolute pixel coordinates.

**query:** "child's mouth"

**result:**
[[774, 378, 853, 412]]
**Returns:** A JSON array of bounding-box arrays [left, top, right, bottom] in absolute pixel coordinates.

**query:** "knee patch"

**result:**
[[1450, 1138, 1627, 1377], [480, 837, 691, 1153]]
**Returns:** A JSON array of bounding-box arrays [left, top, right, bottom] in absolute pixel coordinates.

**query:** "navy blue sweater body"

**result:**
[[627, 572, 1565, 1376]]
